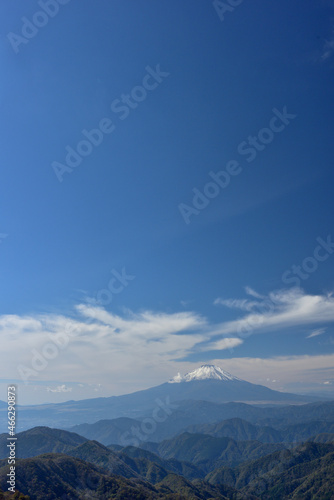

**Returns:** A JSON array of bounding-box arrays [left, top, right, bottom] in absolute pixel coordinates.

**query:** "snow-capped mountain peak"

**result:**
[[168, 364, 241, 383]]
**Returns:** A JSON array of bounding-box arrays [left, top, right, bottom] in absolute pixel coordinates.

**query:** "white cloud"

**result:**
[[213, 288, 334, 336], [307, 328, 327, 339], [244, 286, 265, 299], [76, 305, 206, 338], [47, 385, 72, 393], [203, 337, 243, 351], [215, 287, 266, 311], [214, 297, 260, 312], [2, 286, 334, 403], [0, 306, 242, 401]]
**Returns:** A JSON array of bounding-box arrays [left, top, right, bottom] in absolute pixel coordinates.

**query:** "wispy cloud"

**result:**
[[75, 305, 244, 356], [214, 297, 261, 312], [321, 34, 334, 60], [0, 306, 242, 399], [307, 327, 327, 339], [76, 305, 206, 338], [214, 288, 334, 335], [244, 286, 264, 299], [214, 286, 267, 310]]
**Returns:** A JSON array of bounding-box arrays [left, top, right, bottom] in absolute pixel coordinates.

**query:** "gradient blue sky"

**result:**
[[0, 0, 334, 404]]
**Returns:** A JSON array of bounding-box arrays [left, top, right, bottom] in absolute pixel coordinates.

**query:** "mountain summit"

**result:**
[[169, 364, 241, 383], [8, 365, 319, 432]]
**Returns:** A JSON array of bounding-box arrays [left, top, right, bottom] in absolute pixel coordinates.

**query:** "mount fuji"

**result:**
[[169, 365, 241, 383], [2, 365, 320, 432], [159, 364, 314, 405]]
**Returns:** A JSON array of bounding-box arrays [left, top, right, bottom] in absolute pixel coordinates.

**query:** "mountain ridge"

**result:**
[[0, 365, 324, 432]]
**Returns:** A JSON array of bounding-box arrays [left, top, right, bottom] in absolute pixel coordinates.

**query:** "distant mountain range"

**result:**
[[0, 427, 246, 499], [0, 422, 333, 499], [206, 441, 334, 497], [1, 360, 331, 497], [187, 417, 334, 444], [68, 410, 334, 447], [139, 432, 286, 472], [0, 365, 322, 432], [0, 452, 243, 500]]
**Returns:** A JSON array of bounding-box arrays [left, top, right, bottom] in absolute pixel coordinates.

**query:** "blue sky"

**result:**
[[0, 0, 334, 404]]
